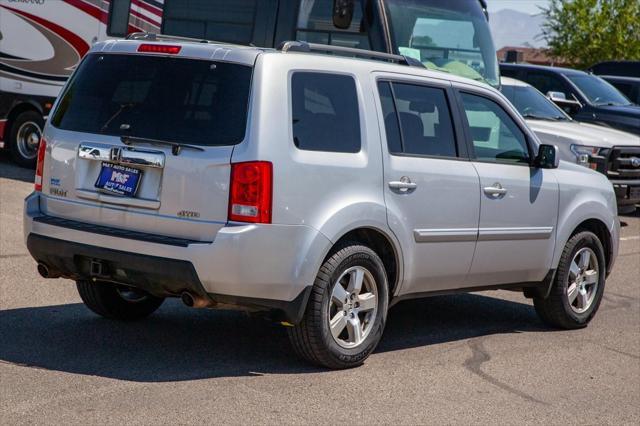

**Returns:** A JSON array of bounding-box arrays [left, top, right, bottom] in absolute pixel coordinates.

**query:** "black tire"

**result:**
[[287, 243, 389, 369], [534, 231, 606, 329], [76, 280, 164, 321], [8, 110, 44, 168]]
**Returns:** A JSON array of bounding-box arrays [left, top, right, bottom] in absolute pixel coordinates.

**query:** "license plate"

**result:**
[[95, 162, 142, 197], [630, 186, 640, 200]]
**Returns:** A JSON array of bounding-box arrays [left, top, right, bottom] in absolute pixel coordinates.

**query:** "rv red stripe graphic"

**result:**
[[131, 0, 163, 15], [63, 0, 141, 33], [0, 5, 90, 57], [130, 10, 161, 28]]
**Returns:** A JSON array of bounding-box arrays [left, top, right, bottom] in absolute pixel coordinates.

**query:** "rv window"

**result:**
[[108, 0, 132, 37], [162, 0, 257, 44], [296, 0, 370, 49]]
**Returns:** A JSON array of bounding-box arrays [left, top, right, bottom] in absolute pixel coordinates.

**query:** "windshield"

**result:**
[[501, 84, 569, 121], [51, 54, 253, 146], [384, 0, 499, 87], [567, 74, 632, 106]]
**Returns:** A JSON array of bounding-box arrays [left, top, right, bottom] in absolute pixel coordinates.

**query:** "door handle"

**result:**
[[483, 183, 507, 197], [389, 176, 417, 192]]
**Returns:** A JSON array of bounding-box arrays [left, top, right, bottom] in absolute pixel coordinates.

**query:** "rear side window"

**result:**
[[378, 81, 458, 157], [51, 54, 252, 146], [291, 72, 361, 153]]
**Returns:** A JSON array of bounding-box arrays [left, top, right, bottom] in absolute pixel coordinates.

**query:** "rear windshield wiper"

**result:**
[[121, 136, 205, 156], [101, 103, 136, 132]]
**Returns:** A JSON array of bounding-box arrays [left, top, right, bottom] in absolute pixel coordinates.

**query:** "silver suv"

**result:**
[[24, 36, 620, 369]]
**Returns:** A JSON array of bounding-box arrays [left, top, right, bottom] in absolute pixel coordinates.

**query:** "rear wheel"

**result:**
[[533, 231, 606, 329], [8, 110, 43, 168], [76, 280, 164, 321], [287, 243, 389, 369]]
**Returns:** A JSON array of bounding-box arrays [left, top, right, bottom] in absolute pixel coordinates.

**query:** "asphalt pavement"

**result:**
[[1, 152, 638, 425]]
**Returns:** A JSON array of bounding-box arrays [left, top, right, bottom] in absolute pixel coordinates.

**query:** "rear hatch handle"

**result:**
[[78, 143, 165, 168], [121, 136, 205, 156]]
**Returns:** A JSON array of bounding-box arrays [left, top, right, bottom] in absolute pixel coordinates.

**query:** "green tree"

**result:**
[[541, 0, 640, 68]]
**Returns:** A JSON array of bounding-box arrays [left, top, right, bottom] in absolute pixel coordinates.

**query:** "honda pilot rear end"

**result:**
[[25, 39, 328, 326]]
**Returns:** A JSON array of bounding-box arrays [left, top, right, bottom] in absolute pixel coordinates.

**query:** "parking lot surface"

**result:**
[[1, 153, 639, 425]]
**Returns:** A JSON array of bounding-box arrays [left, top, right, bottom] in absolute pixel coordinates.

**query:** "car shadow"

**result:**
[[0, 294, 547, 381], [0, 152, 35, 183]]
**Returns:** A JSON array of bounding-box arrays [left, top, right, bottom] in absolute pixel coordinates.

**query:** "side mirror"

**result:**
[[546, 92, 582, 115], [546, 91, 566, 101], [333, 0, 355, 30], [107, 0, 132, 37], [535, 144, 559, 169]]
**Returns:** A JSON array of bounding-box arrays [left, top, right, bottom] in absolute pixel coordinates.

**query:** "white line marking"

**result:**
[[620, 236, 640, 241]]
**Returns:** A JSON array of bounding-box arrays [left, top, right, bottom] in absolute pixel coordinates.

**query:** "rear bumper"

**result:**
[[24, 192, 330, 323]]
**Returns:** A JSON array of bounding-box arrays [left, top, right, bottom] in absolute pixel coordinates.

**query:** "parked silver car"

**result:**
[[501, 77, 640, 213], [24, 36, 620, 369]]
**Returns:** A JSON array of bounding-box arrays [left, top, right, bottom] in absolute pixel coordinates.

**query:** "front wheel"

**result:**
[[287, 243, 389, 369], [533, 231, 606, 329], [76, 280, 164, 321]]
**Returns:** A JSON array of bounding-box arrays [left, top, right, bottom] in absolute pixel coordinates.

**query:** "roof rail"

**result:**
[[125, 32, 227, 45], [278, 41, 425, 69]]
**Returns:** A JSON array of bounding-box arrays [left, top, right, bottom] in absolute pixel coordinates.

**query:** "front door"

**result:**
[[457, 89, 559, 286], [376, 76, 480, 296]]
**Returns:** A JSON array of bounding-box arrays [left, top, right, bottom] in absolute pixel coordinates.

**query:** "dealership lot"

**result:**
[[1, 153, 638, 425]]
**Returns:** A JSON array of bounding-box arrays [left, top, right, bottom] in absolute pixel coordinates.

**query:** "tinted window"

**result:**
[[379, 81, 457, 157], [292, 73, 361, 153], [526, 72, 567, 97], [460, 93, 530, 164], [566, 74, 632, 106], [501, 84, 569, 121], [163, 0, 257, 44], [296, 0, 370, 49], [52, 54, 252, 146]]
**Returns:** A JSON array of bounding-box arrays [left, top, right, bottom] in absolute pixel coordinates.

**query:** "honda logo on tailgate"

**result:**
[[110, 147, 123, 163]]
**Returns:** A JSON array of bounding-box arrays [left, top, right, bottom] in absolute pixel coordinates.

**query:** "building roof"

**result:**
[[497, 46, 569, 67]]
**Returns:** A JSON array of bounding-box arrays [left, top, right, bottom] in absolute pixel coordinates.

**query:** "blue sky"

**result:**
[[487, 0, 550, 15]]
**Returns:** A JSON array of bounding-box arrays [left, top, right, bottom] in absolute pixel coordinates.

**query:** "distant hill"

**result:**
[[490, 9, 546, 49]]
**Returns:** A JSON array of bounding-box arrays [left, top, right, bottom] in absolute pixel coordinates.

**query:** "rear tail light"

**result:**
[[228, 161, 272, 224], [137, 44, 182, 54], [34, 137, 46, 191]]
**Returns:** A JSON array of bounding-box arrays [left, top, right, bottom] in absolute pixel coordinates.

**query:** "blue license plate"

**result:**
[[95, 162, 142, 197]]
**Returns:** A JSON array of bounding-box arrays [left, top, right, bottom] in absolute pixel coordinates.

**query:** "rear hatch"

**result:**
[[40, 49, 254, 242]]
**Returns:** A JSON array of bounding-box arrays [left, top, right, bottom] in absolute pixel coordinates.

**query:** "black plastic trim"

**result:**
[[27, 234, 207, 298], [389, 271, 554, 307], [208, 286, 313, 325], [26, 234, 312, 324], [33, 215, 208, 247]]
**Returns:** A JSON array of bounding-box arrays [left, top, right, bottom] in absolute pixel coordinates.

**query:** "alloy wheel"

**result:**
[[328, 266, 378, 348]]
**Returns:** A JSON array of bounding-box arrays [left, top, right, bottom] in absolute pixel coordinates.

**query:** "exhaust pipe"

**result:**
[[37, 262, 60, 279], [181, 292, 215, 309]]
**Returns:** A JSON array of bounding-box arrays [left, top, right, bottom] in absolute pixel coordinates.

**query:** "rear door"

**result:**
[[456, 86, 559, 286], [42, 51, 254, 241], [375, 75, 480, 295]]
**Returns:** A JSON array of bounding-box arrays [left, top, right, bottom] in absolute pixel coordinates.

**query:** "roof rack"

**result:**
[[278, 41, 424, 69], [125, 32, 228, 45]]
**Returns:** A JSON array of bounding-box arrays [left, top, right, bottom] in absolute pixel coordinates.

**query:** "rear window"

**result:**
[[51, 54, 252, 146]]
